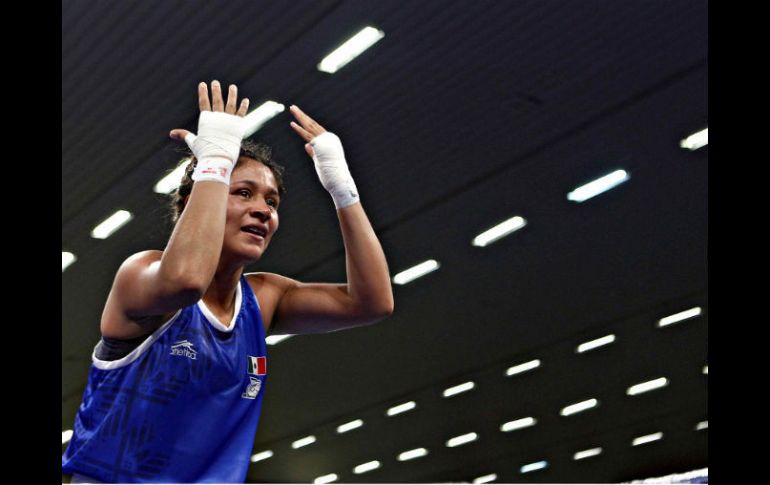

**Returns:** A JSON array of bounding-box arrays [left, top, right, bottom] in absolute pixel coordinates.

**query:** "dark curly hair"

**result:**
[[169, 139, 287, 223]]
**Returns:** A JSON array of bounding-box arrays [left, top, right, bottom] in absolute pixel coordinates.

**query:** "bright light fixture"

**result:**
[[472, 216, 527, 247], [314, 473, 338, 484], [318, 27, 385, 74], [442, 381, 475, 398], [353, 460, 381, 474], [680, 128, 708, 150], [91, 210, 133, 239], [473, 473, 497, 484], [567, 170, 630, 202], [393, 259, 440, 285], [632, 432, 663, 446], [244, 101, 285, 137], [292, 435, 316, 449], [446, 432, 478, 447], [506, 359, 541, 376], [337, 419, 363, 434], [560, 398, 599, 416], [573, 447, 602, 460], [250, 450, 273, 462], [576, 334, 616, 353], [266, 335, 293, 346], [520, 460, 548, 474], [154, 158, 191, 194], [62, 252, 77, 272], [387, 401, 416, 416], [500, 417, 536, 432], [398, 448, 428, 461], [658, 307, 702, 327], [626, 377, 669, 396]]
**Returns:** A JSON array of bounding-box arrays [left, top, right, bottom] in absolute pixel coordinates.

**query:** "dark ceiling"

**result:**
[[62, 1, 708, 482]]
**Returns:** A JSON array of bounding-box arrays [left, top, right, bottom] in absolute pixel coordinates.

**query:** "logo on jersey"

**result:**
[[247, 356, 267, 376], [242, 356, 266, 399], [170, 340, 197, 360], [242, 377, 262, 399]]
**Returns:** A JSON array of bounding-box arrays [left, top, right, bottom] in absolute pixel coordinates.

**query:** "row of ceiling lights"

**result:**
[[60, 20, 708, 274], [246, 306, 706, 482]]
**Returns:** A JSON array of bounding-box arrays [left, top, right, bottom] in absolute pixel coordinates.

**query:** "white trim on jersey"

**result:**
[[91, 309, 183, 370], [197, 280, 243, 332]]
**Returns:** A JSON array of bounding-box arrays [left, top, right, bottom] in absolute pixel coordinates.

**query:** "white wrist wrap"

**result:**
[[310, 132, 359, 209], [185, 111, 246, 185], [191, 157, 235, 185]]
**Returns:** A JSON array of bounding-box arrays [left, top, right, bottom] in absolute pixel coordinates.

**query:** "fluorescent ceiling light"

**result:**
[[520, 460, 548, 474], [318, 26, 385, 74], [353, 460, 381, 474], [626, 377, 669, 396], [632, 432, 663, 446], [397, 447, 428, 461], [62, 252, 77, 272], [658, 307, 702, 327], [567, 169, 630, 202], [446, 432, 479, 448], [337, 419, 363, 434], [500, 417, 536, 432], [154, 158, 191, 194], [680, 128, 708, 150], [250, 450, 273, 462], [292, 435, 316, 449], [473, 474, 497, 484], [91, 210, 133, 239], [387, 401, 416, 416], [442, 381, 475, 398], [560, 398, 599, 416], [314, 473, 338, 484], [695, 420, 708, 431], [62, 429, 73, 445], [266, 335, 293, 346], [393, 259, 440, 285], [573, 447, 602, 460], [472, 216, 527, 247], [244, 101, 285, 137], [576, 334, 616, 353], [506, 359, 541, 377]]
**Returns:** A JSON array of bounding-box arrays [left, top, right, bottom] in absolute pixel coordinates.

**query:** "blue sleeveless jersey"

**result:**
[[62, 276, 268, 483]]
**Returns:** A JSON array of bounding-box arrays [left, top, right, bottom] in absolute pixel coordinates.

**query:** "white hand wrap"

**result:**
[[185, 111, 247, 185], [310, 132, 359, 209]]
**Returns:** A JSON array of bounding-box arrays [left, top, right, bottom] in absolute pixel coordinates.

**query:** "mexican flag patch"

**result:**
[[248, 356, 267, 376]]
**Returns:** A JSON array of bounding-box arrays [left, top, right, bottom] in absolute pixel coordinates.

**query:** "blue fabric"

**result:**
[[63, 276, 268, 483]]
